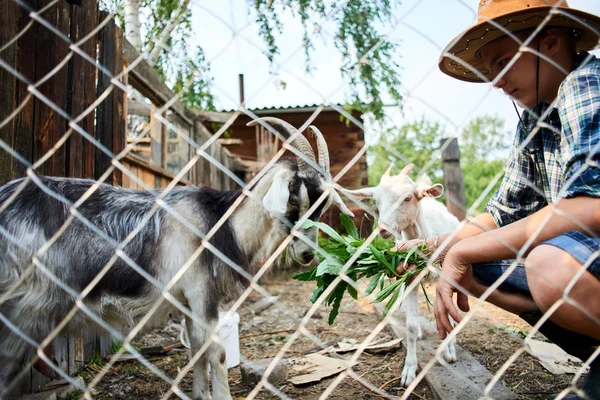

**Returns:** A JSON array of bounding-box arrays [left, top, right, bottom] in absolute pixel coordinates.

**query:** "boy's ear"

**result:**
[[415, 183, 444, 199], [541, 28, 563, 56], [263, 170, 290, 216]]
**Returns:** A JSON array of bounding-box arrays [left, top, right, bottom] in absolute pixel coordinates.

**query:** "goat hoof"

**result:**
[[443, 343, 457, 363], [400, 364, 417, 387]]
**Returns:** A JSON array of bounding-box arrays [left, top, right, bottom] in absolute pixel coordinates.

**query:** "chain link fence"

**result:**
[[1, 0, 599, 399]]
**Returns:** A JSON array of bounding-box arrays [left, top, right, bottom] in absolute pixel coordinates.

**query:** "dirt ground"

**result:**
[[79, 271, 586, 399]]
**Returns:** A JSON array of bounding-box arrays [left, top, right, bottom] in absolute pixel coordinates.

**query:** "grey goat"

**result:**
[[0, 117, 352, 399]]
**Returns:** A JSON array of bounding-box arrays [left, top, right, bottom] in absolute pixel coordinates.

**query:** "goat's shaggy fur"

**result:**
[[0, 118, 350, 399]]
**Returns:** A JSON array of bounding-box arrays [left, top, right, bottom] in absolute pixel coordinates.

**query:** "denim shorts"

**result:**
[[472, 231, 600, 295]]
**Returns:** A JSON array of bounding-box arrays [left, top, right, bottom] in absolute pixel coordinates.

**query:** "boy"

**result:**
[[401, 1, 600, 398]]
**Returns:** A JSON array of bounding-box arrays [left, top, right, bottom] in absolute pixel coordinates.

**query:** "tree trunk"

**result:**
[[123, 0, 142, 52]]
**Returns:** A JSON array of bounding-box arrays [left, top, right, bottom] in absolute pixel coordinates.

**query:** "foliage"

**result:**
[[59, 390, 84, 400], [251, 0, 403, 120], [294, 214, 435, 324], [368, 117, 445, 186], [85, 352, 106, 367], [459, 116, 511, 211], [103, 0, 403, 119], [368, 115, 511, 212], [102, 0, 216, 110]]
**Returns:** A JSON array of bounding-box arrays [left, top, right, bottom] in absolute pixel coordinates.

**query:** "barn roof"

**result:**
[[220, 103, 361, 115]]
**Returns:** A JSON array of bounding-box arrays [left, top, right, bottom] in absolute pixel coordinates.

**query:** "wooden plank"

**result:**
[[0, 0, 19, 184], [111, 24, 125, 186], [95, 12, 117, 181], [33, 0, 70, 177], [440, 137, 466, 221], [186, 109, 235, 124], [52, 336, 70, 375], [374, 303, 517, 400], [140, 341, 183, 356], [7, 0, 39, 183], [122, 40, 192, 126], [160, 111, 166, 170], [150, 105, 162, 166], [67, 0, 98, 179], [121, 160, 132, 188]]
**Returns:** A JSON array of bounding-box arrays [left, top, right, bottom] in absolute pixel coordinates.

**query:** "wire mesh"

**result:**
[[0, 0, 599, 399]]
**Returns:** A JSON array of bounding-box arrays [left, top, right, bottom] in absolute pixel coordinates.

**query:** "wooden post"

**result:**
[[239, 73, 245, 106], [440, 137, 466, 221]]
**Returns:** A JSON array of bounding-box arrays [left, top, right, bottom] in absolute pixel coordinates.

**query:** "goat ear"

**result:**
[[415, 183, 444, 199], [263, 170, 290, 216], [343, 187, 376, 199]]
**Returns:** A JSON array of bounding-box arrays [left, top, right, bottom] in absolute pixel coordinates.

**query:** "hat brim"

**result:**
[[439, 7, 600, 83]]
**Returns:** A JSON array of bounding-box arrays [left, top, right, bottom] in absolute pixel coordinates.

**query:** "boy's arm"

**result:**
[[435, 195, 600, 338]]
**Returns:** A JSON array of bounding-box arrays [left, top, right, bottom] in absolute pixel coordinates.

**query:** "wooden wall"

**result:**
[[224, 109, 369, 231], [0, 0, 125, 395], [0, 0, 245, 396], [225, 109, 368, 189]]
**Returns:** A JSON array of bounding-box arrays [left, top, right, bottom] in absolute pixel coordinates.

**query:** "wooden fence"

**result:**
[[0, 0, 245, 395]]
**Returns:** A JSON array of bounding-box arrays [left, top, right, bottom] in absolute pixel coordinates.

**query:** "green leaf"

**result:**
[[347, 285, 358, 300], [369, 245, 396, 276], [356, 257, 378, 265], [327, 282, 347, 325], [421, 282, 433, 306], [371, 235, 394, 250], [340, 213, 359, 239], [316, 259, 343, 277], [403, 243, 420, 269], [293, 267, 318, 282], [375, 280, 401, 303], [384, 282, 402, 316], [311, 285, 325, 304], [301, 220, 346, 243], [365, 273, 382, 296]]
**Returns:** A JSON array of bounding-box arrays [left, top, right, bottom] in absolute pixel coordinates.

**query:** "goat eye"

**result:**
[[404, 195, 412, 202], [289, 196, 299, 207]]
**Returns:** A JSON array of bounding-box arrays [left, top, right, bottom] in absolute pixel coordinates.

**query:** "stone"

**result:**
[[240, 358, 289, 387]]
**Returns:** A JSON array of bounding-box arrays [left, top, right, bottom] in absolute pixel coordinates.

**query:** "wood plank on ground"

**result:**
[[374, 303, 517, 400]]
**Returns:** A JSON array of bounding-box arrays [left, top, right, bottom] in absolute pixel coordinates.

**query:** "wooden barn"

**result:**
[[216, 105, 371, 231]]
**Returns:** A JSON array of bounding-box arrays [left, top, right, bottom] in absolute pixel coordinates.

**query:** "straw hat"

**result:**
[[439, 0, 600, 83]]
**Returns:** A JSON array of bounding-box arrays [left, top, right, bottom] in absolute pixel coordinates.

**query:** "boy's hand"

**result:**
[[393, 234, 454, 264], [434, 245, 473, 339]]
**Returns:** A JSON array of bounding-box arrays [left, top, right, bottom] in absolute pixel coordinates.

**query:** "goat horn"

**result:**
[[400, 163, 414, 176], [383, 165, 393, 177], [247, 117, 316, 173], [308, 126, 330, 175]]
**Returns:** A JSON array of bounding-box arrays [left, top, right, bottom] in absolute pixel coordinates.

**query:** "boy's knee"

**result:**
[[525, 245, 574, 311]]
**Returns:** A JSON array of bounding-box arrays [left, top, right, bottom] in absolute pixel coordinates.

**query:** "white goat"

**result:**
[[345, 163, 459, 387]]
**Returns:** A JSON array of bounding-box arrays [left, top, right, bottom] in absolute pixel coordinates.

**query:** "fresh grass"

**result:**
[[294, 214, 437, 324]]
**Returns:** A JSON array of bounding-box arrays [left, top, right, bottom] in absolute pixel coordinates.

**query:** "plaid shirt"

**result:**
[[485, 53, 600, 227]]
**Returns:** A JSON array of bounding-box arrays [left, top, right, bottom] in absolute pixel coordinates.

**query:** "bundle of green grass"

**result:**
[[293, 214, 438, 324]]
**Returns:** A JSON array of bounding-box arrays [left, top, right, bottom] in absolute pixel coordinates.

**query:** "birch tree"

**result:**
[[103, 0, 404, 119]]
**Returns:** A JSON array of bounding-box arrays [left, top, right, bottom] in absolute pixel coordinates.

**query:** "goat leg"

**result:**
[[401, 289, 419, 387]]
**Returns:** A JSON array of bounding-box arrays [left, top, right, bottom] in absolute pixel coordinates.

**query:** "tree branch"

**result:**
[[147, 0, 191, 65]]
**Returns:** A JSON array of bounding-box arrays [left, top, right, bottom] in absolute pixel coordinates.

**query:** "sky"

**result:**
[[188, 0, 600, 142]]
